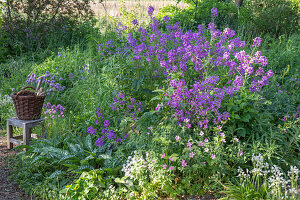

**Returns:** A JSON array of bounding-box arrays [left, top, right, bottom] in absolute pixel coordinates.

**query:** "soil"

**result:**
[[0, 136, 32, 200]]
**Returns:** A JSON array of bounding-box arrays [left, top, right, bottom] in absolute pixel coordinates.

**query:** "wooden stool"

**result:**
[[7, 117, 46, 149]]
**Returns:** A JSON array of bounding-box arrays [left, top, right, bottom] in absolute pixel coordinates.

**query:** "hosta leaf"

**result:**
[[84, 135, 93, 151], [31, 155, 52, 164], [47, 170, 65, 179]]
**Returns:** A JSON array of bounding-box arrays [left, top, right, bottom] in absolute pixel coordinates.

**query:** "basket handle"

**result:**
[[16, 86, 37, 97]]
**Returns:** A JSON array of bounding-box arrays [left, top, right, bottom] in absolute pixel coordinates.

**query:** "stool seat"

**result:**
[[7, 117, 46, 149]]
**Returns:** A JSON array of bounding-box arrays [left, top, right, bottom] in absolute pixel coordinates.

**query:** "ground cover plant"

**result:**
[[0, 0, 299, 199]]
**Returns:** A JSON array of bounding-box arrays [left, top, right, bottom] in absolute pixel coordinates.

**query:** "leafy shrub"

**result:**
[[158, 0, 299, 37], [0, 0, 97, 59], [241, 0, 299, 37], [158, 0, 238, 31]]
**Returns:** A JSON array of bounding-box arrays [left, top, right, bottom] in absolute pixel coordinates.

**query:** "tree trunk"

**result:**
[[234, 0, 244, 7]]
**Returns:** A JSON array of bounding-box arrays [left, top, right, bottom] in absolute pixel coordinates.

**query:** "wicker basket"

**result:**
[[11, 86, 46, 120]]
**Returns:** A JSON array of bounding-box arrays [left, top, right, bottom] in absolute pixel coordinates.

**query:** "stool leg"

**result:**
[[42, 122, 46, 138], [7, 122, 13, 149], [22, 124, 31, 146]]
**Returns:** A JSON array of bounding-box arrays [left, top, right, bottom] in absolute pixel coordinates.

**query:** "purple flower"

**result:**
[[164, 15, 170, 22], [87, 126, 97, 135], [252, 37, 262, 47], [208, 22, 215, 30], [107, 130, 116, 139], [161, 153, 165, 159], [204, 138, 209, 143], [198, 141, 204, 146], [187, 142, 192, 147], [211, 154, 216, 159], [118, 92, 125, 99], [189, 152, 195, 158], [180, 159, 187, 167], [156, 104, 161, 111], [132, 19, 139, 26], [169, 157, 173, 162], [238, 150, 244, 156], [211, 7, 218, 18], [148, 5, 154, 16], [69, 73, 73, 80], [234, 138, 239, 142], [115, 138, 122, 143], [163, 164, 167, 169], [95, 137, 104, 147], [103, 120, 110, 127], [169, 166, 175, 170]]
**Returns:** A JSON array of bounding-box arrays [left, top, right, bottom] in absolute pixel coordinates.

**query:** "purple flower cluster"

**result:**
[[211, 7, 218, 18], [43, 102, 65, 120], [95, 7, 274, 140], [166, 76, 230, 128], [87, 93, 142, 147], [26, 71, 66, 95], [110, 93, 142, 121], [148, 5, 154, 16]]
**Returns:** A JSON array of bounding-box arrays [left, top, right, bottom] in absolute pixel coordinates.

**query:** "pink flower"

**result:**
[[169, 166, 175, 170], [147, 132, 150, 135], [47, 123, 50, 127], [163, 164, 167, 169], [220, 132, 225, 137], [221, 139, 226, 143], [161, 153, 165, 159], [211, 154, 216, 159], [169, 157, 173, 162], [156, 104, 161, 111], [198, 141, 204, 146], [189, 152, 195, 158], [200, 131, 204, 136], [204, 138, 209, 143], [180, 159, 187, 167], [152, 160, 156, 163], [202, 162, 206, 165], [187, 142, 192, 147], [234, 138, 239, 142], [175, 135, 180, 142], [205, 148, 209, 152], [238, 150, 244, 156]]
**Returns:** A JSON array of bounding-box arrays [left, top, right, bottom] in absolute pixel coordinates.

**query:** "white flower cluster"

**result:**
[[251, 154, 269, 176], [238, 154, 299, 198], [121, 151, 148, 181]]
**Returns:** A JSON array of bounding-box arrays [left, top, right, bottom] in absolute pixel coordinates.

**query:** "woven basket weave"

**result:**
[[11, 86, 46, 120]]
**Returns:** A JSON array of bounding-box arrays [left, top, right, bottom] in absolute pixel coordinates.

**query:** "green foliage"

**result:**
[[158, 0, 238, 31], [241, 0, 299, 37], [11, 134, 122, 198], [0, 0, 98, 60], [63, 170, 106, 200], [158, 0, 299, 37], [0, 93, 15, 130]]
